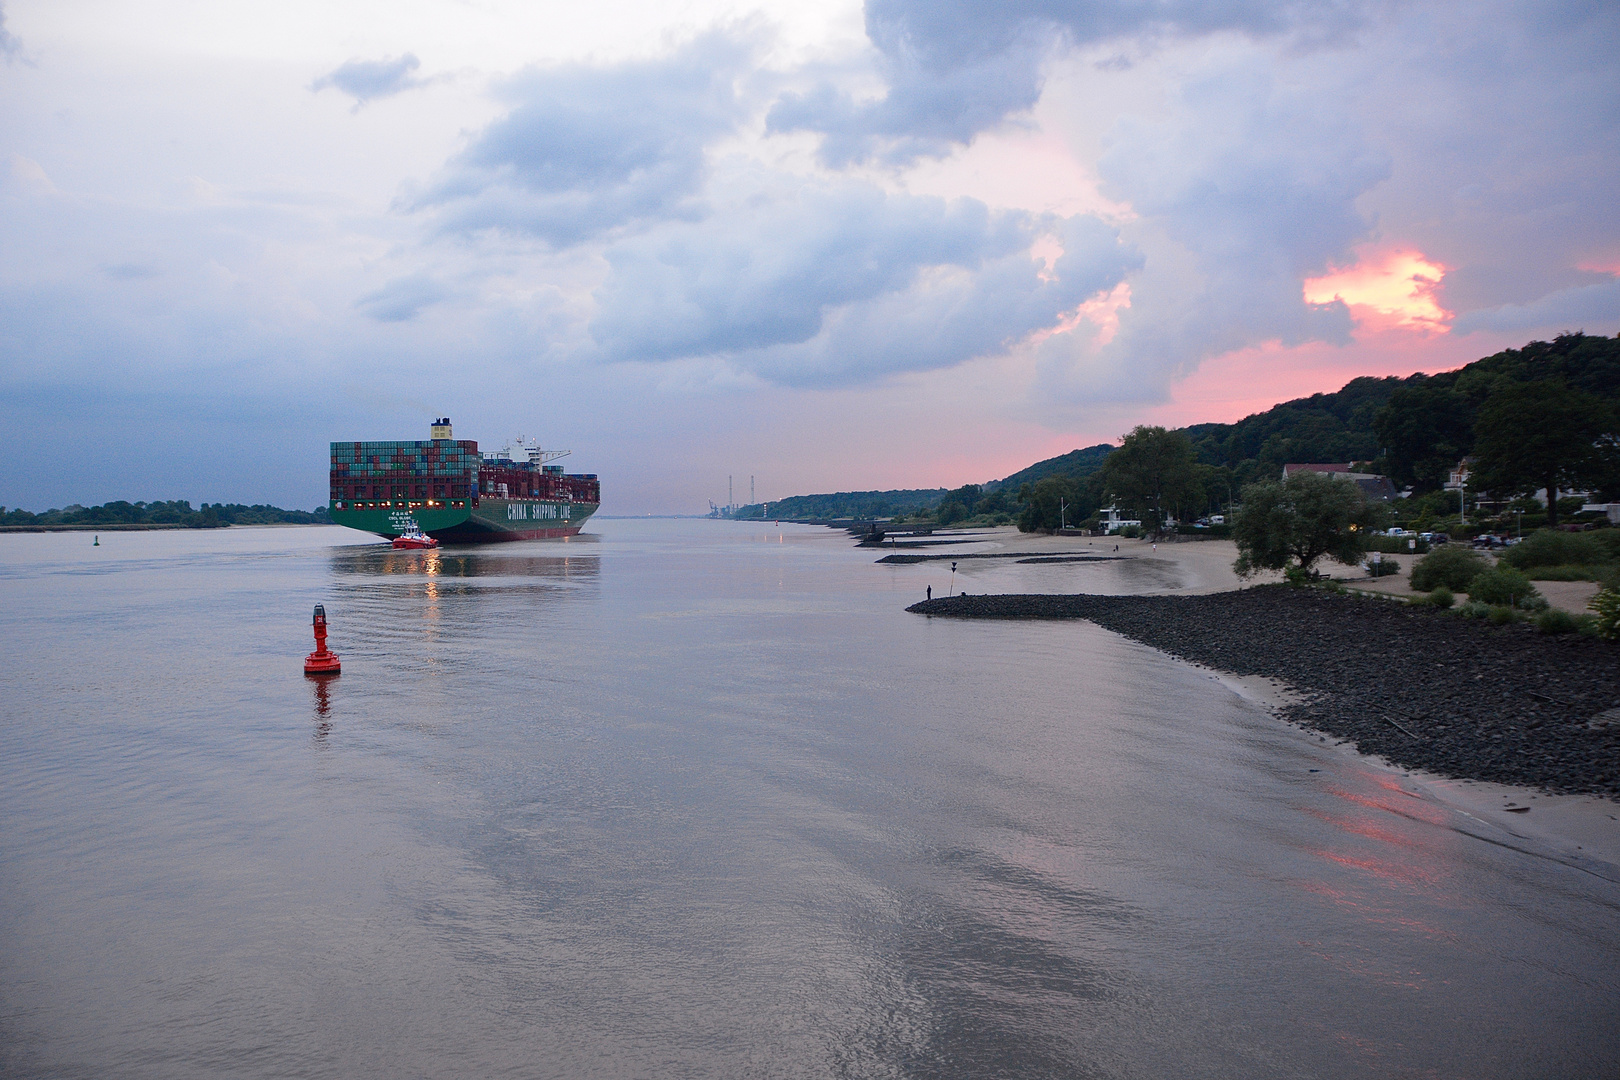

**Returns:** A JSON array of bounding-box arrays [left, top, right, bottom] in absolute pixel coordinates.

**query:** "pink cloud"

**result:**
[[1304, 247, 1451, 333]]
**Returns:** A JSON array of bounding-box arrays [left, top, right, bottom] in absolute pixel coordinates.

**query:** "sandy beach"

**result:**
[[908, 527, 1605, 613], [876, 527, 1280, 592]]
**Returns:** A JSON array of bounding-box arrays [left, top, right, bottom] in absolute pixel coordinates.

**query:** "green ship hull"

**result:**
[[329, 498, 598, 543]]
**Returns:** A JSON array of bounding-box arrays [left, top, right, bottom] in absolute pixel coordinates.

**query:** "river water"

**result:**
[[2, 520, 1617, 1079]]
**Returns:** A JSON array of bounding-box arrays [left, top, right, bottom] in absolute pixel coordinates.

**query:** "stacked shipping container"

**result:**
[[477, 461, 600, 505], [329, 439, 480, 507]]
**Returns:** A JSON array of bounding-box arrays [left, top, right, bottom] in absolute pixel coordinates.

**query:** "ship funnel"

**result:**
[[430, 417, 452, 440]]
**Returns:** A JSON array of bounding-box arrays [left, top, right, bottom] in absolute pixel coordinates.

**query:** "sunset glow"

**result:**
[[1304, 249, 1452, 332], [1031, 282, 1132, 347]]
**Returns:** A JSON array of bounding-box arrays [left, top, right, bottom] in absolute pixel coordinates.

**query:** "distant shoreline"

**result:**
[[0, 522, 335, 533], [0, 523, 193, 533]]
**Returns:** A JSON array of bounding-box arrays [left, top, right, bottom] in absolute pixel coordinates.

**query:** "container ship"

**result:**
[[328, 418, 599, 542]]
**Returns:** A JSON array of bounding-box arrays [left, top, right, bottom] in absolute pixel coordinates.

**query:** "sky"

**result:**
[[2, 0, 1617, 514]]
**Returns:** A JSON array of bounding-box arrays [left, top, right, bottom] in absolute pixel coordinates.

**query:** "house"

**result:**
[[1098, 504, 1142, 534], [1281, 463, 1400, 503]]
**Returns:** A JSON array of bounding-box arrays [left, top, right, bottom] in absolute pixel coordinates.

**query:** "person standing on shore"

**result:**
[[926, 586, 931, 601]]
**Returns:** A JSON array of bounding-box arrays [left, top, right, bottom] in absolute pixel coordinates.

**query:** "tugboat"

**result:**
[[392, 525, 439, 550]]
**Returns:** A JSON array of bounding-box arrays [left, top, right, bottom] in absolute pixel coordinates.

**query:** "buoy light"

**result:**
[[304, 603, 341, 675]]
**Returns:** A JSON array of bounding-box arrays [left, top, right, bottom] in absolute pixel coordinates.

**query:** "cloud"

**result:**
[[414, 30, 755, 247], [766, 31, 1050, 168], [768, 0, 1386, 166], [1452, 278, 1620, 335], [588, 172, 1139, 386], [310, 54, 427, 106], [1033, 61, 1386, 405], [355, 274, 451, 322], [0, 3, 21, 63]]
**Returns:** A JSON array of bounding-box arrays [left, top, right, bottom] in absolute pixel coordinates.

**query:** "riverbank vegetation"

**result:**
[[0, 501, 331, 529]]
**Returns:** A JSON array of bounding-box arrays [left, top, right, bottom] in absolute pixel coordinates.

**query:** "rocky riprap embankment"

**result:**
[[909, 586, 1620, 797]]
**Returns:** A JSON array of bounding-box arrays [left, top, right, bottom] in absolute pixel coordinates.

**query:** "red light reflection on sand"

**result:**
[[1324, 784, 1450, 828]]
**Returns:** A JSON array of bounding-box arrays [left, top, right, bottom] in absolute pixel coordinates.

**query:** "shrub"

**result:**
[[1119, 525, 1142, 539], [1536, 609, 1577, 634], [1575, 614, 1601, 637], [1458, 599, 1491, 618], [1591, 587, 1620, 640], [1501, 529, 1606, 571], [1468, 567, 1540, 608], [1410, 546, 1489, 592], [1428, 587, 1455, 608], [1366, 558, 1400, 577], [1487, 605, 1517, 625]]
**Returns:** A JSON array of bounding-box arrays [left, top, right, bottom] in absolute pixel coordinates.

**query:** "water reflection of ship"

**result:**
[[328, 547, 602, 582]]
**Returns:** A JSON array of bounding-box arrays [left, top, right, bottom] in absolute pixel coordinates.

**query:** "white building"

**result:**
[[1098, 505, 1142, 534]]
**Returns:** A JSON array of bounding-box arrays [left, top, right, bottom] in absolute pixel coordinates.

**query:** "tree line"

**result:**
[[738, 333, 1618, 533], [1015, 332, 1620, 533], [0, 501, 333, 528]]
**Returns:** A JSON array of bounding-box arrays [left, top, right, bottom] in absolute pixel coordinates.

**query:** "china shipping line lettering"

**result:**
[[506, 503, 571, 521]]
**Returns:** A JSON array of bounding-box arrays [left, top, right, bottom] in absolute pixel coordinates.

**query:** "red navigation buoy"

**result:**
[[304, 603, 341, 676]]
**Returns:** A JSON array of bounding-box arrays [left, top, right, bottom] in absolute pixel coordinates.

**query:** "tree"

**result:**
[[1469, 380, 1616, 527], [1017, 476, 1079, 532], [946, 484, 982, 514], [1372, 382, 1475, 491], [1232, 470, 1387, 578], [1100, 426, 1200, 533]]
